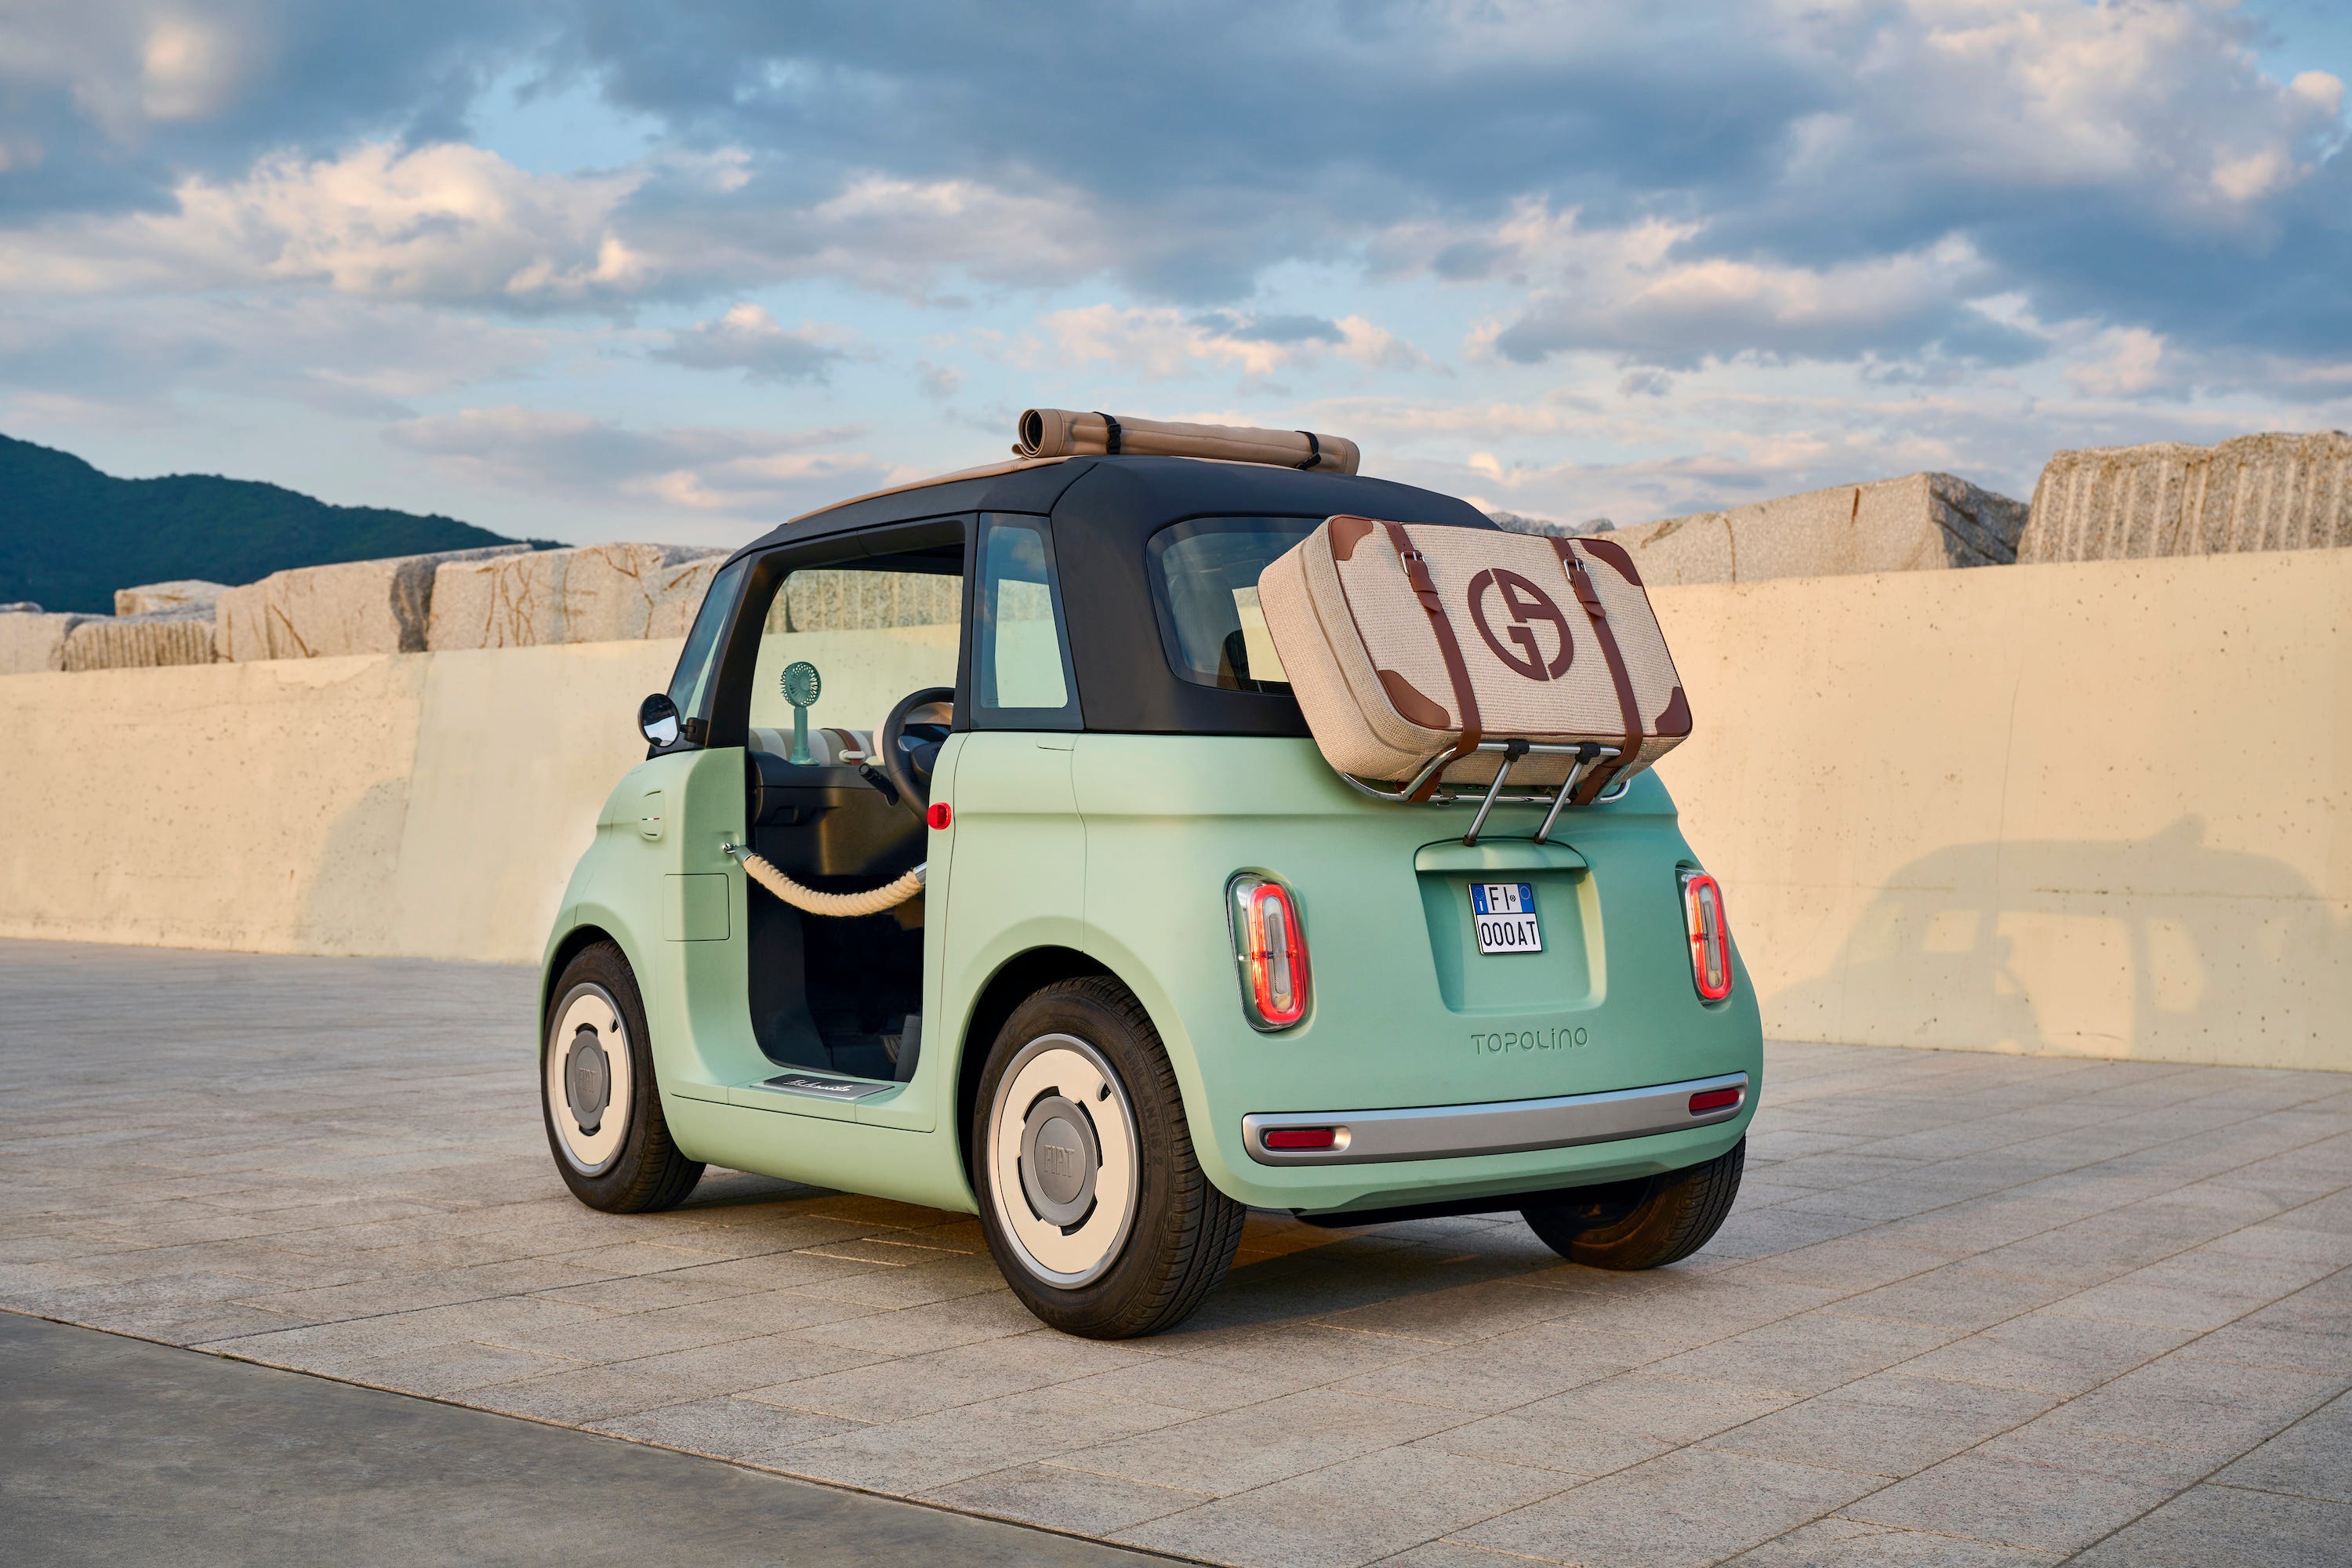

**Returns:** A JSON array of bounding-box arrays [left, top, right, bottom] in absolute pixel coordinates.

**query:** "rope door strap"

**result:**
[[1294, 430, 1323, 470], [1550, 539, 1642, 805], [1381, 521, 1483, 800], [1094, 411, 1123, 454], [729, 847, 926, 917]]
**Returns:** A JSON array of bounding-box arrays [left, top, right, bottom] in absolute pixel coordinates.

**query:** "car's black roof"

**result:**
[[722, 454, 1498, 739], [735, 454, 1493, 556]]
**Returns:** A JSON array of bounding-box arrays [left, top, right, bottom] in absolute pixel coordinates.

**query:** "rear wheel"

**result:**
[[973, 976, 1244, 1338], [1523, 1138, 1744, 1269], [543, 942, 703, 1213]]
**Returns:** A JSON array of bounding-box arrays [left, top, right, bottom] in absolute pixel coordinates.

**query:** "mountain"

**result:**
[[0, 433, 554, 613]]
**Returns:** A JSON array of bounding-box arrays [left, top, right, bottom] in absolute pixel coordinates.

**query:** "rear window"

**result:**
[[1145, 517, 1318, 692]]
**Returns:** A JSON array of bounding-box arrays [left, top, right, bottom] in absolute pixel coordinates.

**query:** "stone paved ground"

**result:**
[[2, 938, 2347, 1568]]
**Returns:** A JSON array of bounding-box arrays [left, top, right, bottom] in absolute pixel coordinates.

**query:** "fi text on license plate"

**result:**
[[1471, 882, 1542, 955]]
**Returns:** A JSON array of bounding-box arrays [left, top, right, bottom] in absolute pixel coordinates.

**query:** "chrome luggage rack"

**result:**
[[1333, 739, 1631, 847]]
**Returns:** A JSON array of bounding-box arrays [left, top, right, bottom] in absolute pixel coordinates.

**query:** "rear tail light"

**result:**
[[1228, 872, 1310, 1030], [1261, 1126, 1338, 1151], [1680, 870, 1733, 1001], [1690, 1086, 1743, 1114]]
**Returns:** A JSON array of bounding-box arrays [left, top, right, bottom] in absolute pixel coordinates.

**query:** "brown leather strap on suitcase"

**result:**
[[1552, 539, 1642, 804], [1382, 521, 1482, 799]]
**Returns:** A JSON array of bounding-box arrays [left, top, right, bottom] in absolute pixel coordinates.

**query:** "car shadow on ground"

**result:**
[[678, 1165, 1595, 1335], [1180, 1214, 1581, 1332]]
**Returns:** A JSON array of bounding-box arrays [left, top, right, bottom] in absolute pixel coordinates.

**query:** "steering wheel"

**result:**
[[878, 687, 953, 814]]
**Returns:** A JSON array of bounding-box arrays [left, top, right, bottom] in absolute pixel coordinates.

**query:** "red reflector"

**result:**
[[926, 801, 953, 830], [1263, 1127, 1337, 1151], [1690, 1087, 1742, 1114]]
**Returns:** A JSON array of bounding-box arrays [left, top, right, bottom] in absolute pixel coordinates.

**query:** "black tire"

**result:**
[[1523, 1138, 1744, 1269], [542, 941, 704, 1214], [971, 976, 1245, 1338]]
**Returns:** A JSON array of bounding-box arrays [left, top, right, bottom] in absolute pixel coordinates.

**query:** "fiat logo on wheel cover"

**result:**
[[1467, 568, 1575, 681]]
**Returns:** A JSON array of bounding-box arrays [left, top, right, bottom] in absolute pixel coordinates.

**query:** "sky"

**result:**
[[1, 1, 2347, 550]]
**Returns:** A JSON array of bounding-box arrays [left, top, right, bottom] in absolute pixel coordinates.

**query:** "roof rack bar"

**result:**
[[1329, 739, 1630, 832], [1461, 740, 1530, 847], [1533, 742, 1603, 844]]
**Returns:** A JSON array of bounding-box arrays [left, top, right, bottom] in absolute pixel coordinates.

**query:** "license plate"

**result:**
[[1471, 882, 1543, 955]]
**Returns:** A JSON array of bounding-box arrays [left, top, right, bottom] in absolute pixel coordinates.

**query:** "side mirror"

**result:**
[[638, 691, 682, 749]]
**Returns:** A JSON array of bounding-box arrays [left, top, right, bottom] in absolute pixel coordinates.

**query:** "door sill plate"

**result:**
[[751, 1071, 895, 1102]]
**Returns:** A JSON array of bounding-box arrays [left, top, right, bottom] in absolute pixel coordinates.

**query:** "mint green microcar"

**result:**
[[539, 452, 1761, 1338]]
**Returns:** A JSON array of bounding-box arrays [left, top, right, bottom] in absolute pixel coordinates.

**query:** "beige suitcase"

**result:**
[[1259, 516, 1690, 806]]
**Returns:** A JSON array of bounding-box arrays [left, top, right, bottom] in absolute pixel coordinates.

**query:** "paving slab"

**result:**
[[2065, 1482, 2352, 1567], [0, 1311, 1152, 1567], [0, 938, 2346, 1566]]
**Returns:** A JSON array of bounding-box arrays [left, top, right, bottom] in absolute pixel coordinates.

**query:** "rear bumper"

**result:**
[[1242, 1072, 1748, 1166]]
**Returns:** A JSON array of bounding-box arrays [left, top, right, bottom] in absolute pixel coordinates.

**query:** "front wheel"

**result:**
[[543, 941, 703, 1214], [1523, 1138, 1744, 1269], [973, 976, 1244, 1338]]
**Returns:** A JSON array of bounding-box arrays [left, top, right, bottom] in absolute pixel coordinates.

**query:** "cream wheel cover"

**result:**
[[987, 1034, 1139, 1287], [546, 983, 633, 1176]]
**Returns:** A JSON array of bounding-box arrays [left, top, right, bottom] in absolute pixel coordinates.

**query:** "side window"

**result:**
[[973, 515, 1080, 730], [745, 556, 961, 753], [666, 557, 749, 740], [1145, 517, 1316, 691]]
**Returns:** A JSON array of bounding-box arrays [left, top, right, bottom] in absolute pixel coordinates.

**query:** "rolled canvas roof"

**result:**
[[1015, 408, 1361, 476]]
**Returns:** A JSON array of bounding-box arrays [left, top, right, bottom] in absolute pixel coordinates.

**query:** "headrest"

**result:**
[[1014, 408, 1360, 476]]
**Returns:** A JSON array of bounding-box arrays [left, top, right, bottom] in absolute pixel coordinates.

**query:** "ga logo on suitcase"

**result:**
[[1465, 568, 1575, 682]]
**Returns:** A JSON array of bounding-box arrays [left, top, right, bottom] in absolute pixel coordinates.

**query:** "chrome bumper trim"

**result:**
[[1241, 1072, 1748, 1166]]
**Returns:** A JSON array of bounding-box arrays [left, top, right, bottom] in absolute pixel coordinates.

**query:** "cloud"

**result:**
[[2, 0, 2349, 550], [1443, 207, 2016, 368], [626, 169, 1134, 302], [0, 292, 555, 417], [383, 405, 890, 516], [648, 303, 857, 382], [0, 140, 673, 307], [0, 0, 543, 214], [916, 360, 960, 399], [2064, 325, 2171, 398], [538, 0, 2350, 336], [7, 1, 2345, 357], [1030, 304, 1421, 379], [0, 139, 1142, 313]]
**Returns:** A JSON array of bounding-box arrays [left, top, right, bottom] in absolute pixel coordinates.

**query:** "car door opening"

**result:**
[[736, 541, 962, 1083]]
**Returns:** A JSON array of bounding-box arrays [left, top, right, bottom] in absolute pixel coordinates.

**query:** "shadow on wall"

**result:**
[[1769, 817, 2349, 1066], [295, 779, 411, 956]]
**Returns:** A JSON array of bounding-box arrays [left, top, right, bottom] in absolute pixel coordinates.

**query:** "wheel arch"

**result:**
[[543, 922, 622, 1036], [953, 945, 1115, 1189]]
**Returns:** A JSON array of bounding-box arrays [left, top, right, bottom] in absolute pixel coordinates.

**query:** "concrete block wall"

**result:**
[[2, 548, 2345, 1071], [1606, 471, 2027, 586], [216, 544, 528, 661], [113, 580, 226, 617], [426, 544, 725, 650], [2020, 430, 2352, 563], [60, 615, 216, 672], [1655, 546, 2350, 1073], [774, 568, 962, 632], [0, 611, 89, 674], [20, 542, 726, 674], [0, 641, 677, 962]]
